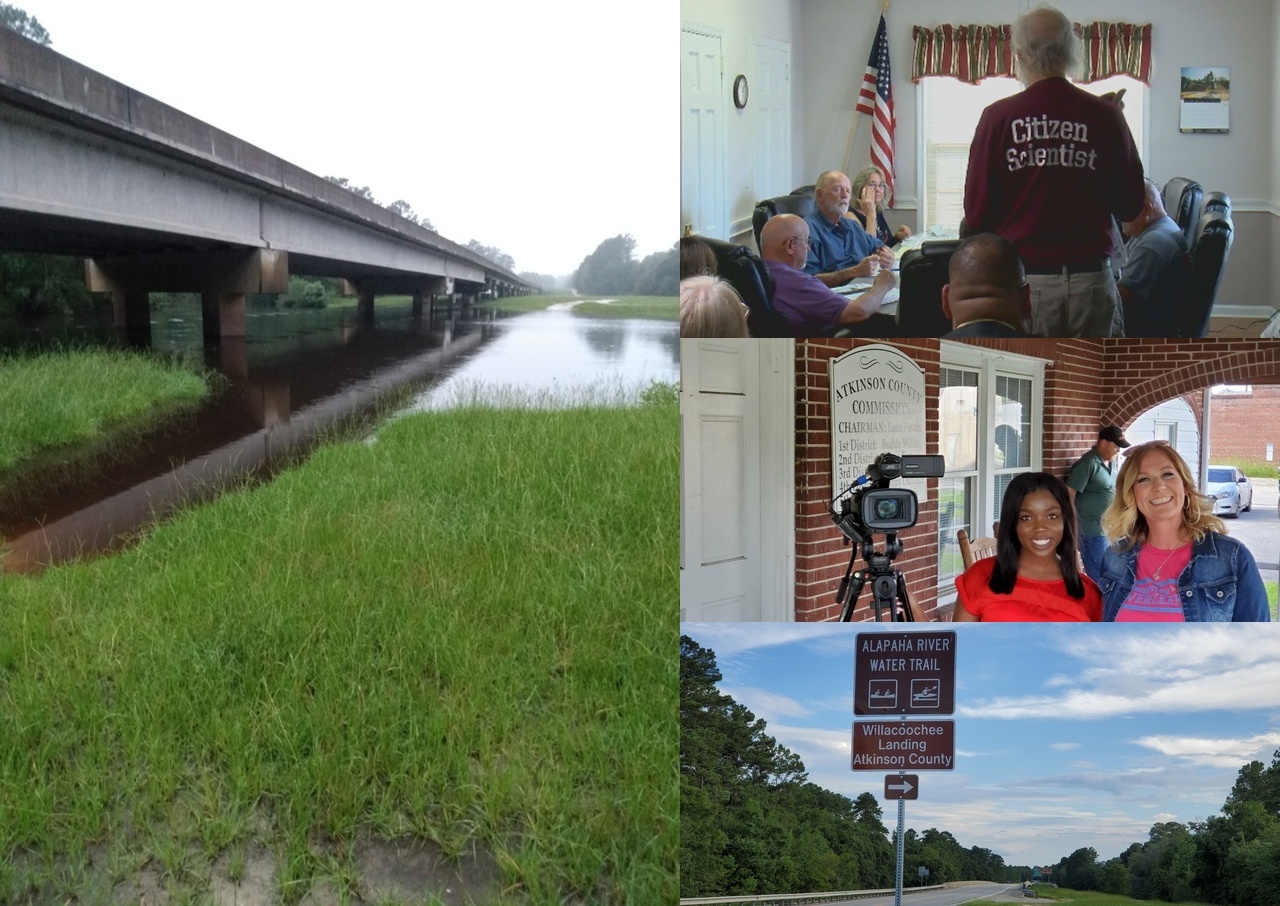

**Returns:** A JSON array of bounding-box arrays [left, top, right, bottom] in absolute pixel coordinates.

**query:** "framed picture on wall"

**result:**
[[1179, 67, 1229, 133]]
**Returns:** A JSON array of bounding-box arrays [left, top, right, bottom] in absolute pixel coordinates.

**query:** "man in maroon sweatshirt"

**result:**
[[964, 5, 1144, 338]]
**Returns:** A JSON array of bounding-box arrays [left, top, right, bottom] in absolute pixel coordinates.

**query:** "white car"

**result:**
[[1205, 465, 1253, 518]]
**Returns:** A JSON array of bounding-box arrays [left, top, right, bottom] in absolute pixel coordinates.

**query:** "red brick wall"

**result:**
[[796, 339, 941, 621], [1208, 385, 1280, 461], [791, 339, 1280, 621]]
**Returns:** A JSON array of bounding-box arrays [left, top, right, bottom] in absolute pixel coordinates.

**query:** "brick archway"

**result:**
[[1103, 345, 1280, 428]]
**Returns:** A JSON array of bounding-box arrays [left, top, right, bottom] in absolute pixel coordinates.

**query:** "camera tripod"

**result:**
[[836, 533, 916, 622]]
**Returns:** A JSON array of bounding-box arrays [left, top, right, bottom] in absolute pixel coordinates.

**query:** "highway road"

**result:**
[[824, 883, 1022, 905]]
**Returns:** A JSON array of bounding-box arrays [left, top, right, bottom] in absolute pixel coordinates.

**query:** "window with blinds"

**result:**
[[936, 352, 1045, 598]]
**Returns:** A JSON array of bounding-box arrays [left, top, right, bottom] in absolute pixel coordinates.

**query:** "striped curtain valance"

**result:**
[[912, 21, 1152, 86], [911, 24, 1013, 84], [1075, 22, 1153, 85]]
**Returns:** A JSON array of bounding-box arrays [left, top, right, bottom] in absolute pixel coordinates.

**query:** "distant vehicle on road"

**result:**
[[1206, 465, 1253, 518]]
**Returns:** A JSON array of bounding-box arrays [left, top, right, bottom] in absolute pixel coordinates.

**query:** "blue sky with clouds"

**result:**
[[682, 623, 1280, 868]]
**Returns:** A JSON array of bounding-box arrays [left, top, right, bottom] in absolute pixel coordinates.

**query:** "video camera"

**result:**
[[831, 453, 946, 544], [829, 453, 946, 622]]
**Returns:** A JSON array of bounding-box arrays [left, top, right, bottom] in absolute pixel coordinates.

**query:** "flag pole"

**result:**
[[842, 0, 892, 176]]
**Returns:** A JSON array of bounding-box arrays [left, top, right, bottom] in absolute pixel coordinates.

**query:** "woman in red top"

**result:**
[[954, 472, 1102, 622]]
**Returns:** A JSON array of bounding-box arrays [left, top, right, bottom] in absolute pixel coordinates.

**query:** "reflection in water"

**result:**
[[0, 302, 678, 571], [410, 310, 680, 410]]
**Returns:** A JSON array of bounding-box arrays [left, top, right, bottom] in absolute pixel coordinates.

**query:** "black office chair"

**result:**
[[1176, 210, 1233, 338], [700, 236, 793, 337], [1161, 177, 1203, 246], [790, 184, 817, 197], [1123, 251, 1191, 338], [751, 193, 815, 253], [1202, 191, 1232, 217], [896, 240, 961, 337]]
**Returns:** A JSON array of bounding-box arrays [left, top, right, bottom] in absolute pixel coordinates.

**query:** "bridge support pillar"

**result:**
[[112, 290, 151, 344], [357, 286, 375, 324], [202, 292, 247, 339], [411, 289, 424, 319]]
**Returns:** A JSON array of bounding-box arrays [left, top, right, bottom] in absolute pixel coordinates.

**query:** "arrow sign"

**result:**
[[884, 773, 919, 800]]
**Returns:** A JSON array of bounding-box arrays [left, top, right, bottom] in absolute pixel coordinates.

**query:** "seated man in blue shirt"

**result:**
[[760, 214, 896, 336], [804, 170, 895, 287], [1118, 179, 1189, 337]]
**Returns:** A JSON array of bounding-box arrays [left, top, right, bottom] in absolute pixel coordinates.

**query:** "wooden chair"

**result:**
[[957, 529, 998, 570]]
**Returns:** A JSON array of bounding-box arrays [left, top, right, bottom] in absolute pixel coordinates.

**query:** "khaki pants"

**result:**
[[1028, 267, 1124, 337]]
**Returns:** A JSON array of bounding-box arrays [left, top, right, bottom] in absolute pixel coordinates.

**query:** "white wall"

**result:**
[[1273, 0, 1280, 309], [797, 0, 1276, 310], [1124, 398, 1200, 469], [681, 0, 803, 243]]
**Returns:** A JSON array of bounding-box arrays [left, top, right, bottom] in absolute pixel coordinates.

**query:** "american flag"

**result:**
[[855, 14, 895, 204]]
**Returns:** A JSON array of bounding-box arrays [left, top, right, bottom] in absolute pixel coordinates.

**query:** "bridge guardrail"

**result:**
[[680, 883, 946, 904]]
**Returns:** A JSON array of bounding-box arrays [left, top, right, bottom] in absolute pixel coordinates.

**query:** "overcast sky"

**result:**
[[683, 622, 1280, 869], [24, 0, 675, 277]]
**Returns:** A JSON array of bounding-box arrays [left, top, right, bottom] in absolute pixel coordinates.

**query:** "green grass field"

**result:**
[[0, 389, 678, 904], [0, 348, 209, 474], [980, 885, 1213, 905]]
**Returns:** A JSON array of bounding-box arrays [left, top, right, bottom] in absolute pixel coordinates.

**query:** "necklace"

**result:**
[[1150, 544, 1184, 580]]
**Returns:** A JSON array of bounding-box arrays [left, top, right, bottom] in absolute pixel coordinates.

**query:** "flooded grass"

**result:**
[[0, 386, 678, 904], [412, 376, 676, 413], [0, 348, 210, 474], [480, 294, 678, 320]]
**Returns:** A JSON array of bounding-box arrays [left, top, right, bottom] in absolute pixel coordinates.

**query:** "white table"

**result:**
[[837, 276, 900, 319]]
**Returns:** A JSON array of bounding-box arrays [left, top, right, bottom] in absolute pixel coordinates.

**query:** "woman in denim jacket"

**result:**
[[1096, 440, 1270, 622]]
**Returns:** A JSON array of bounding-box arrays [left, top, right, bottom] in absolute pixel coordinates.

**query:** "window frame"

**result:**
[[936, 343, 1048, 599]]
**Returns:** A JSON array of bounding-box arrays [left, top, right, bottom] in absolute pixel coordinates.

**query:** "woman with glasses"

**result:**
[[848, 165, 913, 248], [1097, 441, 1270, 621]]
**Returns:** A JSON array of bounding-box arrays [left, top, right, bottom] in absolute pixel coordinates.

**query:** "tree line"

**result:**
[[681, 636, 1012, 899], [573, 234, 676, 297], [1043, 752, 1280, 904], [684, 631, 1280, 903]]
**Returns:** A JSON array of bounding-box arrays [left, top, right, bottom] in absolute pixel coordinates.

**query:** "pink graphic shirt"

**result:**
[[1113, 542, 1193, 622]]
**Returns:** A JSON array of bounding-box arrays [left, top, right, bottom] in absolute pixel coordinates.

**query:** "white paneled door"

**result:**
[[680, 340, 794, 622], [680, 26, 727, 238], [750, 38, 792, 200]]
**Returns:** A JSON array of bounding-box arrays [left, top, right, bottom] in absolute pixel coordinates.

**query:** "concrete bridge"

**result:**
[[0, 28, 535, 341]]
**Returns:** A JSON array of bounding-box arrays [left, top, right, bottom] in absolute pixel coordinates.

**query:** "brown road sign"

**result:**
[[854, 630, 955, 715], [884, 774, 919, 800], [852, 720, 955, 771]]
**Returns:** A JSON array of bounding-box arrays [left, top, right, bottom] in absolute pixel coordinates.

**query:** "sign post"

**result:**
[[854, 631, 957, 906]]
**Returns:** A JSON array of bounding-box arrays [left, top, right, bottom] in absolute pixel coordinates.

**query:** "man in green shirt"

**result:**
[[1067, 425, 1130, 580]]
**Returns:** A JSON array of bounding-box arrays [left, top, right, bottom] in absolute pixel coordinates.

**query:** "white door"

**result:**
[[680, 340, 795, 621], [680, 26, 727, 238], [750, 38, 792, 199]]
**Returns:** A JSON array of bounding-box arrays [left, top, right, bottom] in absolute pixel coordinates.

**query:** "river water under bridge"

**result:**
[[0, 299, 679, 572]]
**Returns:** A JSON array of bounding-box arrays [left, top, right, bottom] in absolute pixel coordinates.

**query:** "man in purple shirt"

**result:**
[[760, 214, 896, 337]]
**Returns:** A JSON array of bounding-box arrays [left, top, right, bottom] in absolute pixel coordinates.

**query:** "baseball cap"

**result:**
[[1098, 425, 1130, 448]]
